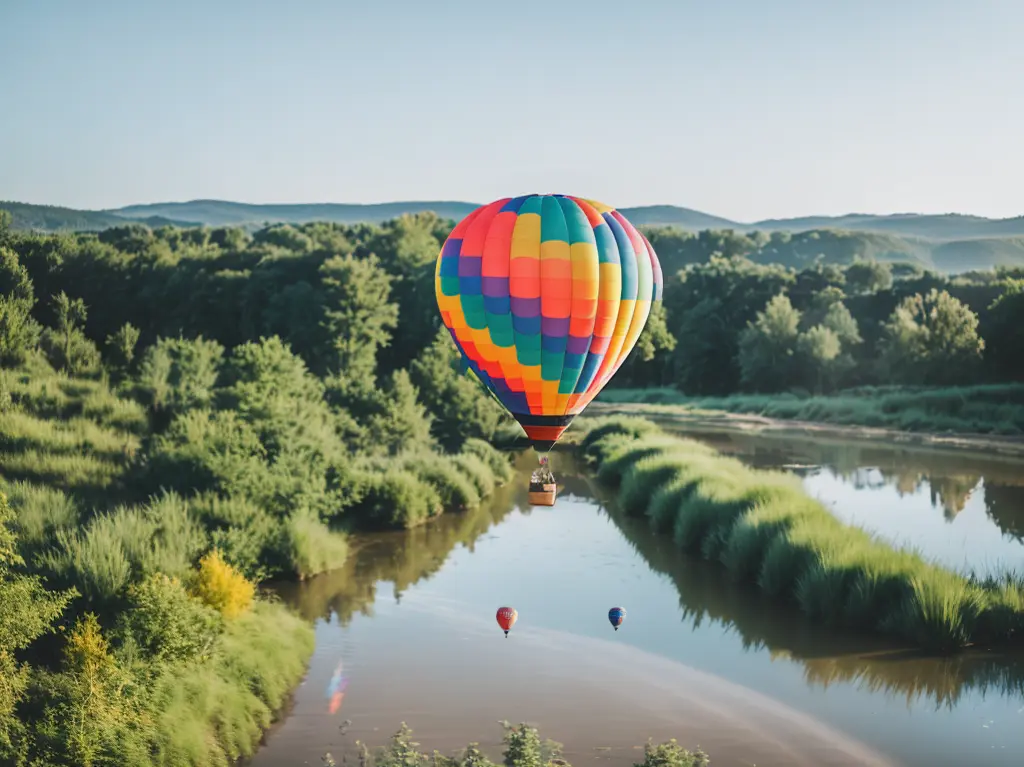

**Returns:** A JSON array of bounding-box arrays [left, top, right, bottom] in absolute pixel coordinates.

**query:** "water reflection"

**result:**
[[270, 453, 565, 624], [274, 448, 1024, 713], [660, 428, 1024, 571], [601, 493, 1024, 710], [256, 442, 1024, 767]]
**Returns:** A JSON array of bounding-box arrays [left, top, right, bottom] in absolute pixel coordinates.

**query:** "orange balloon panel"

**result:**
[[436, 194, 663, 451]]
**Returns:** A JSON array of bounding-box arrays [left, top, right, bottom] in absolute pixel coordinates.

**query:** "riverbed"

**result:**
[[251, 433, 1024, 767]]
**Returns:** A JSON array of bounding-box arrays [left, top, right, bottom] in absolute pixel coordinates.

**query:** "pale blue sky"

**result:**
[[1, 0, 1022, 221]]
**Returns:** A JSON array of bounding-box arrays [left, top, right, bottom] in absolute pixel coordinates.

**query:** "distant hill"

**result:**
[[110, 200, 481, 227], [0, 201, 197, 232], [105, 199, 1024, 241], [4, 198, 1024, 271], [750, 212, 1024, 241]]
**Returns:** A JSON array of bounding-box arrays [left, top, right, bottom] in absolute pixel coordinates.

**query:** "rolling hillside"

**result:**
[[0, 201, 197, 232], [110, 199, 481, 226], [4, 198, 1024, 271]]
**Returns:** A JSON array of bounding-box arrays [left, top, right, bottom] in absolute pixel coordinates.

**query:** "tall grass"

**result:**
[[580, 416, 1024, 653], [36, 491, 208, 603], [138, 601, 314, 765], [0, 366, 148, 434], [598, 383, 1024, 436]]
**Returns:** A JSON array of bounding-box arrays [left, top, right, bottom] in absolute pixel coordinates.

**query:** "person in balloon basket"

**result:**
[[531, 455, 555, 486]]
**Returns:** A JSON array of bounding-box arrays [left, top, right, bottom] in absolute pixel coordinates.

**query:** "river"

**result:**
[[250, 430, 1024, 767]]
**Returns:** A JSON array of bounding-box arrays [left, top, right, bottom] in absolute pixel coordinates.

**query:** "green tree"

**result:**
[[796, 324, 841, 393], [0, 246, 42, 367], [368, 369, 436, 455], [137, 336, 225, 415], [252, 224, 314, 253], [104, 322, 140, 380], [41, 291, 100, 375], [363, 214, 445, 376], [318, 253, 399, 381], [737, 293, 801, 392], [666, 256, 794, 395], [616, 301, 677, 387], [845, 259, 893, 294], [410, 328, 504, 451], [878, 289, 985, 385], [115, 573, 222, 663], [983, 280, 1024, 381], [820, 301, 862, 348], [0, 493, 74, 761]]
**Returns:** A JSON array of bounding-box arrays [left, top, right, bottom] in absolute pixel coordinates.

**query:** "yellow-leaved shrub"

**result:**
[[190, 549, 255, 618]]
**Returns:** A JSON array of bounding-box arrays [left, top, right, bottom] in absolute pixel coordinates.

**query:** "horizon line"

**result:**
[[5, 197, 1022, 225]]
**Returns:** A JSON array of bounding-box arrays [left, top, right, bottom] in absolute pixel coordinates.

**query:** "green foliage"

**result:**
[[598, 383, 1024, 436], [354, 722, 708, 767], [279, 509, 350, 580], [319, 253, 399, 380], [410, 327, 505, 451], [350, 470, 443, 530], [845, 259, 893, 294], [0, 246, 42, 367], [116, 573, 222, 663], [584, 419, 1024, 652], [737, 293, 800, 392], [0, 217, 521, 765], [39, 292, 100, 376], [37, 492, 207, 604], [400, 453, 481, 511], [136, 335, 224, 414], [0, 493, 74, 760], [104, 322, 140, 379], [879, 289, 985, 385]]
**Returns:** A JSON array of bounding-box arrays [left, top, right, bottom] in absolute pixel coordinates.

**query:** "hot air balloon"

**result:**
[[496, 606, 518, 637], [435, 195, 664, 455], [608, 606, 626, 631]]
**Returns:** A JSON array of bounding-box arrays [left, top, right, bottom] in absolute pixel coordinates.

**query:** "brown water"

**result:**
[[250, 436, 1024, 767]]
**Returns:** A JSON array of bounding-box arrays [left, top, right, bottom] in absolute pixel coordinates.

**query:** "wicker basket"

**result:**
[[528, 481, 557, 506]]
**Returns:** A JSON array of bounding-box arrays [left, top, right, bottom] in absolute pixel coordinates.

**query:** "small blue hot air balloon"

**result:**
[[608, 607, 626, 631]]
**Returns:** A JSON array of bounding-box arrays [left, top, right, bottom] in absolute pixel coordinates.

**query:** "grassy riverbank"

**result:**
[[577, 416, 1024, 653], [1, 218, 523, 765], [597, 384, 1024, 436], [325, 722, 709, 767]]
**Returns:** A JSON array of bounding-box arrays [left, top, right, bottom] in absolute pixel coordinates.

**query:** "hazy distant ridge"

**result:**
[[2, 198, 1021, 241], [4, 198, 1024, 272], [107, 199, 1024, 241]]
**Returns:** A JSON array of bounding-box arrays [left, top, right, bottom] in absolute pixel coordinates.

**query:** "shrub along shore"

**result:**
[[597, 383, 1024, 437], [322, 722, 709, 767], [577, 416, 1024, 654]]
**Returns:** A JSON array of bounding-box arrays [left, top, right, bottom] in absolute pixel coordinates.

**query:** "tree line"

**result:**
[[618, 251, 1023, 395]]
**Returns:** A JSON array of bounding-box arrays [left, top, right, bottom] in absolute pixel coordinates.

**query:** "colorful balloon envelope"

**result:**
[[435, 195, 663, 452], [496, 606, 518, 637], [608, 606, 626, 631]]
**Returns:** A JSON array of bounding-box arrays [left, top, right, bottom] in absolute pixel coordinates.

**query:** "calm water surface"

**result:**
[[251, 434, 1024, 767]]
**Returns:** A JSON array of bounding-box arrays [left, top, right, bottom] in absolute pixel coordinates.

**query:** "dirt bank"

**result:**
[[587, 402, 1024, 460]]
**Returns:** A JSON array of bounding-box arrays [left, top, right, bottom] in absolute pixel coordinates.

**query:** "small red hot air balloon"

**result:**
[[496, 606, 518, 637]]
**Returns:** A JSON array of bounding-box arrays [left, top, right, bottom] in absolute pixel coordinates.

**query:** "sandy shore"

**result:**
[[588, 402, 1024, 460]]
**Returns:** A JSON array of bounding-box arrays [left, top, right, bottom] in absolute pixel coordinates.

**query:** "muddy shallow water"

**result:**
[[251, 437, 1024, 767]]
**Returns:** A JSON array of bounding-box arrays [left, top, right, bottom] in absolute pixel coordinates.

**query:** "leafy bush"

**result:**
[[351, 470, 442, 530], [116, 573, 222, 662], [190, 550, 255, 619]]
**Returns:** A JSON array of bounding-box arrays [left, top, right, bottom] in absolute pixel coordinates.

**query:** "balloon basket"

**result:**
[[528, 482, 557, 507]]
